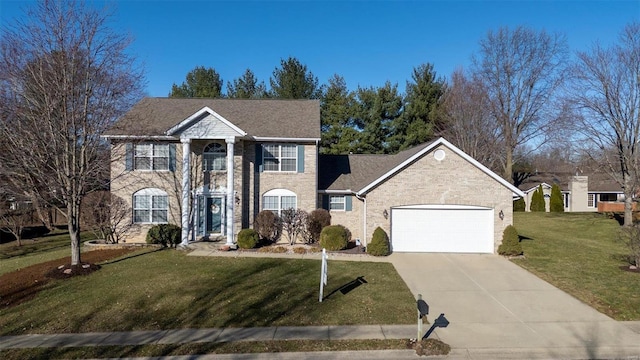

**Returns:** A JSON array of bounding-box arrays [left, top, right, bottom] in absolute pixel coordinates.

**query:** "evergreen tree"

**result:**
[[389, 63, 446, 152], [550, 183, 564, 212], [320, 75, 360, 154], [269, 57, 322, 99], [169, 66, 223, 98], [353, 82, 403, 154], [227, 68, 267, 99], [513, 197, 525, 212], [530, 185, 546, 212]]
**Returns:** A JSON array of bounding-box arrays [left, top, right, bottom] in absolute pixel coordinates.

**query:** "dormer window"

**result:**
[[203, 142, 226, 171]]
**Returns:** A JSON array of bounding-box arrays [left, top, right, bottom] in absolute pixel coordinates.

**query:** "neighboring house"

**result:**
[[518, 172, 625, 212], [104, 97, 524, 253]]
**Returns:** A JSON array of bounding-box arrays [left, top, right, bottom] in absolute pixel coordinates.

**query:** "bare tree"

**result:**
[[280, 209, 307, 245], [0, 201, 32, 247], [439, 69, 502, 172], [0, 0, 143, 266], [472, 26, 568, 181], [567, 22, 640, 226], [81, 191, 130, 244]]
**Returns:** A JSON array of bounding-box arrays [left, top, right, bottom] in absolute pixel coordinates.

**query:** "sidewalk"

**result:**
[[0, 325, 417, 349]]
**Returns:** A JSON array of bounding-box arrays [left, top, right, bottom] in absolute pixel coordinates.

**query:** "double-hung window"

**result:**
[[203, 143, 226, 171], [133, 188, 168, 223], [135, 144, 169, 170], [263, 144, 297, 172], [329, 195, 346, 211]]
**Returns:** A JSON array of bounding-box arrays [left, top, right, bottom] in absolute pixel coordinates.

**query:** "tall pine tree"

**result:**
[[269, 57, 322, 99], [169, 66, 223, 98]]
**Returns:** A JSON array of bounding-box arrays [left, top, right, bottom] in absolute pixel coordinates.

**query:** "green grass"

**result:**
[[0, 249, 416, 335], [0, 231, 95, 276], [513, 212, 640, 320]]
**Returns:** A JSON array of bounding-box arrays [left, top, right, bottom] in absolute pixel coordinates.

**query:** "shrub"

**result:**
[[281, 208, 307, 245], [530, 185, 546, 212], [146, 224, 181, 248], [303, 209, 331, 244], [497, 225, 522, 256], [319, 225, 349, 251], [550, 183, 564, 212], [237, 228, 259, 249], [254, 210, 282, 243], [367, 227, 390, 256], [513, 197, 525, 212]]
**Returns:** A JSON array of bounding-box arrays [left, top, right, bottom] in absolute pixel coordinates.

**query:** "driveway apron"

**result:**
[[389, 253, 640, 358]]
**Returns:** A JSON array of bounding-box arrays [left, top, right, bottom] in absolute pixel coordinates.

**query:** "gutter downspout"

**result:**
[[355, 192, 366, 247]]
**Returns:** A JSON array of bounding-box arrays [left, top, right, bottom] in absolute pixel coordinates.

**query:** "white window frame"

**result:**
[[329, 195, 346, 211], [587, 193, 596, 208], [134, 144, 170, 171], [262, 188, 297, 216], [133, 188, 169, 224], [203, 142, 226, 171], [263, 144, 297, 172]]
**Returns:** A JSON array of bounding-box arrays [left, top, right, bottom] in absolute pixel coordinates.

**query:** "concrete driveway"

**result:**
[[389, 253, 640, 359]]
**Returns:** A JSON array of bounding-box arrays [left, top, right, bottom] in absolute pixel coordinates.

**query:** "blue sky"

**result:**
[[1, 0, 639, 97]]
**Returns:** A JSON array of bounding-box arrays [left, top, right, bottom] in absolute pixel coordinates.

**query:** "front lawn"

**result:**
[[0, 249, 416, 335], [513, 212, 640, 320]]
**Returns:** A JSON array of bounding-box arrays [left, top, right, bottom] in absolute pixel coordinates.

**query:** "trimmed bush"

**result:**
[[146, 224, 181, 248], [319, 225, 349, 251], [306, 209, 331, 244], [254, 210, 282, 243], [367, 227, 390, 256], [497, 225, 522, 256], [550, 183, 564, 212], [513, 197, 525, 212], [237, 228, 259, 249]]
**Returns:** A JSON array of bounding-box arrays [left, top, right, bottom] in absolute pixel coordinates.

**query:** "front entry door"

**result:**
[[206, 197, 223, 234]]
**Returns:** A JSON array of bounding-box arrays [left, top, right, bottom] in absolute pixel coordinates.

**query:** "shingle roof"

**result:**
[[319, 142, 434, 192], [105, 97, 321, 139], [516, 171, 622, 193]]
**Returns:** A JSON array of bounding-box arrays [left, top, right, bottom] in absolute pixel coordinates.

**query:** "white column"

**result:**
[[225, 137, 235, 246], [180, 138, 191, 246]]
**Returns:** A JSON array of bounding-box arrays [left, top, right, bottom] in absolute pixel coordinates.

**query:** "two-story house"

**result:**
[[105, 97, 524, 253], [104, 98, 320, 246]]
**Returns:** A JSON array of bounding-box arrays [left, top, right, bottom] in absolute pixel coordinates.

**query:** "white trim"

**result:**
[[393, 204, 493, 210], [356, 137, 526, 198], [166, 106, 248, 137], [522, 182, 553, 194], [252, 136, 321, 142], [318, 189, 354, 194], [101, 135, 176, 140]]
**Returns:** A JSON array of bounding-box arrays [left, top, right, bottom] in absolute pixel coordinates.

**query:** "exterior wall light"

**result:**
[[499, 210, 504, 220], [383, 209, 389, 219]]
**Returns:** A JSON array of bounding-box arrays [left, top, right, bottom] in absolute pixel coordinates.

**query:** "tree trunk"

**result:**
[[624, 189, 634, 227], [68, 204, 81, 265], [504, 147, 514, 183]]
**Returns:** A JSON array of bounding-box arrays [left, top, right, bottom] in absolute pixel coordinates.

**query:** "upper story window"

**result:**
[[133, 188, 168, 223], [203, 143, 226, 171], [263, 144, 297, 172], [135, 144, 169, 171]]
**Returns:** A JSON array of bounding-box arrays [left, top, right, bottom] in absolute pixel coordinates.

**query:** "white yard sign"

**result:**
[[319, 248, 328, 302]]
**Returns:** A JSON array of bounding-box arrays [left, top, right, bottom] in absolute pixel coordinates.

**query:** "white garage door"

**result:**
[[391, 205, 494, 253]]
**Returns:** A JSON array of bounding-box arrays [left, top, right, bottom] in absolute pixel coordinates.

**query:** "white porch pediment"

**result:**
[[166, 106, 247, 139]]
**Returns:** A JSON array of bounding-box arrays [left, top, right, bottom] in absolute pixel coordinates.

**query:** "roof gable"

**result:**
[[319, 137, 524, 198], [166, 107, 247, 139], [357, 138, 524, 197]]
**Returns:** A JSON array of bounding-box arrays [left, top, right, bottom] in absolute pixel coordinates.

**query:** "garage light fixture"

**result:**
[[499, 210, 504, 220], [383, 209, 389, 219]]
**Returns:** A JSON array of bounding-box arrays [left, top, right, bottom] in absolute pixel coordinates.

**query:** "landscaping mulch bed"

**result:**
[[0, 248, 138, 309]]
